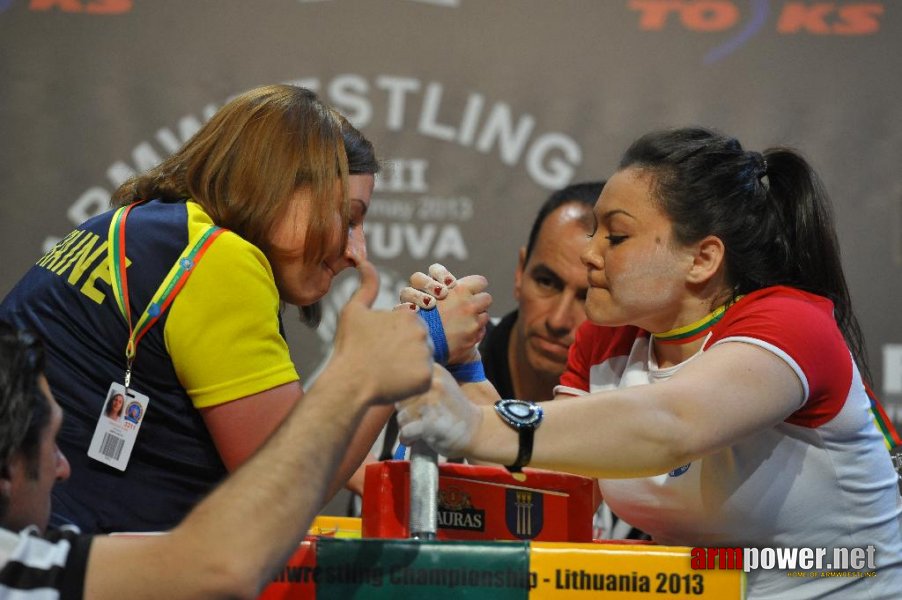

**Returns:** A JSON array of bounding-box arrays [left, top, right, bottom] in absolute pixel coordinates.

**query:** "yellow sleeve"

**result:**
[[164, 203, 299, 408]]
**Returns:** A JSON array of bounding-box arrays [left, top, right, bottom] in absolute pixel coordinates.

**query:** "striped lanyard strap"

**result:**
[[865, 382, 902, 451], [107, 201, 225, 388], [652, 295, 745, 345]]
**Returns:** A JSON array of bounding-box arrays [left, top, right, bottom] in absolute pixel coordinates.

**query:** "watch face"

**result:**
[[496, 399, 543, 430], [508, 403, 532, 419]]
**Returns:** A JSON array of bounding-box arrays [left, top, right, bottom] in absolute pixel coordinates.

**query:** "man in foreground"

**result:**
[[0, 261, 432, 600]]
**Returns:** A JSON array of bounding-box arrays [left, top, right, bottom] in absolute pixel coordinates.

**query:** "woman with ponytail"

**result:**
[[398, 127, 902, 598]]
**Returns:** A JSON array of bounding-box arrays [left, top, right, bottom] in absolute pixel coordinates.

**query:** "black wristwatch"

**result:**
[[494, 399, 544, 473]]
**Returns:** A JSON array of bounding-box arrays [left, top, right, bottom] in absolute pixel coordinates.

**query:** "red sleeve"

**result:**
[[557, 323, 641, 394], [712, 287, 853, 427], [557, 321, 597, 393]]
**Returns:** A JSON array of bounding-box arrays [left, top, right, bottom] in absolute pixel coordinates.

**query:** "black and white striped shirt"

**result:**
[[0, 525, 92, 599]]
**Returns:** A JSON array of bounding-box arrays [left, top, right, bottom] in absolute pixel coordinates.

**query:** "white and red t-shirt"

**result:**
[[556, 286, 902, 598]]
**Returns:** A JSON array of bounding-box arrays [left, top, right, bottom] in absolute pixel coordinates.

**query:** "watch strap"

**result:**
[[507, 427, 534, 473]]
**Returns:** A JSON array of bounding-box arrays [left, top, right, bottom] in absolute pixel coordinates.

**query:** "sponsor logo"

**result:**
[[627, 1, 885, 63], [22, 0, 132, 13], [124, 400, 143, 424], [437, 486, 485, 532], [505, 489, 543, 539], [691, 544, 877, 576]]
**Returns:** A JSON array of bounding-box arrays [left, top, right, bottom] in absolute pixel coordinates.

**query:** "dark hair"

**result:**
[[619, 127, 870, 382], [341, 115, 380, 176], [106, 393, 124, 418], [0, 321, 51, 502], [524, 181, 604, 263]]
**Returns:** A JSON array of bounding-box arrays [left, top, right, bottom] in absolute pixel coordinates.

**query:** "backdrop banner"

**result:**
[[1, 0, 900, 423]]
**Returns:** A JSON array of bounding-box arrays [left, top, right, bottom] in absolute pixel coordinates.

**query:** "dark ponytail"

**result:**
[[762, 148, 870, 382]]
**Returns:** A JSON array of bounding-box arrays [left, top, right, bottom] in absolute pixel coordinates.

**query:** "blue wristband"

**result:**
[[393, 443, 408, 460], [447, 360, 487, 383], [417, 308, 449, 365]]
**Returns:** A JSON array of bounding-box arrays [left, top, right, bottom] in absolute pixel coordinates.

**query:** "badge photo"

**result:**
[[103, 389, 126, 422], [87, 382, 150, 472]]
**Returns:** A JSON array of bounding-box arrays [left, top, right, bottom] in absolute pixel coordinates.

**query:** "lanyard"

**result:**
[[106, 201, 225, 389], [652, 295, 745, 345]]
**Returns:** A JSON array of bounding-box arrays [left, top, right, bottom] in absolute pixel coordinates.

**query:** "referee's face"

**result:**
[[2, 376, 71, 533], [514, 204, 591, 379]]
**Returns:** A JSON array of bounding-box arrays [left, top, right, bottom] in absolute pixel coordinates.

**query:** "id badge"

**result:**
[[87, 382, 149, 472], [891, 445, 902, 495]]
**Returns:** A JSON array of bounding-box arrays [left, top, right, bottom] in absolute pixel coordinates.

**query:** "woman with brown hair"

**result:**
[[0, 84, 397, 533], [103, 393, 123, 421]]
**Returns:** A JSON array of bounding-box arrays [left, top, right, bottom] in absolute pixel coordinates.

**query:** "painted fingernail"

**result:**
[[408, 304, 417, 310], [423, 297, 431, 305], [434, 286, 444, 295], [444, 277, 454, 285]]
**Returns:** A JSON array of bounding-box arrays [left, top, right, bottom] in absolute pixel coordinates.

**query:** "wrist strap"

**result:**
[[507, 428, 534, 473], [393, 443, 408, 461], [446, 360, 486, 383], [417, 308, 449, 365]]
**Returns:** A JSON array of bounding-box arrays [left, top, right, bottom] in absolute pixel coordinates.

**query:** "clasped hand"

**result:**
[[398, 263, 491, 365]]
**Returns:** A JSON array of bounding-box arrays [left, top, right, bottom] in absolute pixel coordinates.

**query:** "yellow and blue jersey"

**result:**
[[1, 198, 299, 533]]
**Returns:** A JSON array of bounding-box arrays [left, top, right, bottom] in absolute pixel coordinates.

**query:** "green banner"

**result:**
[[316, 538, 530, 599]]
